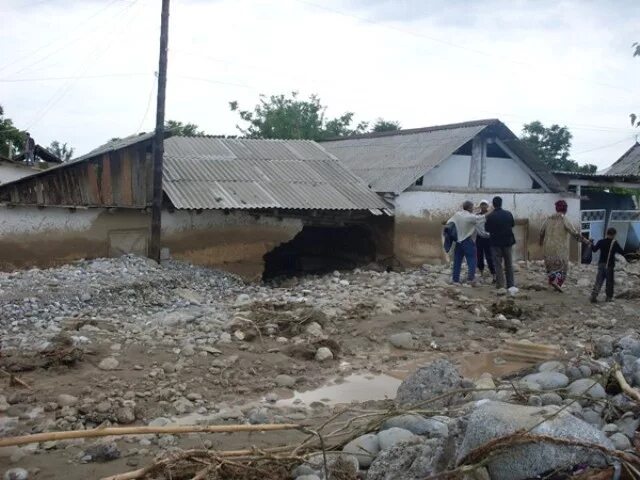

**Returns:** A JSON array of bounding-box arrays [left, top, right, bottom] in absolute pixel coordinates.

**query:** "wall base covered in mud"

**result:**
[[393, 191, 580, 267], [0, 206, 391, 281]]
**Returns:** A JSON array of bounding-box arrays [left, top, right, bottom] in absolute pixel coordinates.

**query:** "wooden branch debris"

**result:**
[[614, 367, 640, 403], [0, 423, 301, 448], [0, 368, 31, 389]]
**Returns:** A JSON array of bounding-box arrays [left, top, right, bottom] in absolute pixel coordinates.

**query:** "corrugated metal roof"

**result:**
[[321, 119, 563, 193], [604, 143, 640, 176], [73, 132, 156, 162], [162, 137, 389, 211]]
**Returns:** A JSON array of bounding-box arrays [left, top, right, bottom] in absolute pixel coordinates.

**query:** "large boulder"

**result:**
[[458, 401, 613, 480], [341, 433, 379, 468], [395, 359, 464, 407]]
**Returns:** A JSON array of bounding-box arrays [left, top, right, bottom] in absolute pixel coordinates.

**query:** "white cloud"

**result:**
[[1, 0, 639, 168]]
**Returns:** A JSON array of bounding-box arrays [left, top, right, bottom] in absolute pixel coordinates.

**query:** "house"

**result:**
[[0, 145, 62, 184], [554, 143, 640, 252], [0, 134, 393, 279], [321, 119, 579, 266]]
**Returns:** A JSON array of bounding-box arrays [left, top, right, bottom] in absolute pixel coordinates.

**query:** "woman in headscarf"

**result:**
[[539, 200, 587, 292]]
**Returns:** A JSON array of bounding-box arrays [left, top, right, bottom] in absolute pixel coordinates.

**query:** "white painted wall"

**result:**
[[483, 157, 533, 189], [395, 191, 580, 226], [420, 154, 470, 187], [0, 163, 39, 184], [418, 154, 535, 189]]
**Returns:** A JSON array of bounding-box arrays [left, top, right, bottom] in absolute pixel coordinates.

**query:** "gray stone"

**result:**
[[617, 335, 640, 357], [381, 414, 448, 437], [274, 374, 296, 388], [521, 372, 569, 391], [538, 361, 566, 374], [82, 441, 121, 462], [172, 397, 194, 414], [291, 464, 317, 478], [578, 365, 592, 378], [3, 469, 28, 480], [315, 347, 333, 362], [377, 427, 419, 451], [459, 401, 613, 480], [367, 441, 440, 480], [528, 395, 542, 407], [566, 366, 582, 382], [158, 435, 177, 448], [567, 378, 607, 400], [115, 407, 135, 424], [395, 359, 463, 407], [247, 407, 271, 425], [305, 452, 359, 475], [594, 335, 614, 358], [148, 417, 170, 427], [602, 423, 619, 434], [57, 394, 78, 407], [342, 433, 379, 467], [610, 432, 632, 451], [389, 332, 418, 350], [296, 476, 321, 480], [616, 413, 640, 438], [580, 409, 603, 428], [541, 393, 563, 406], [98, 357, 119, 371]]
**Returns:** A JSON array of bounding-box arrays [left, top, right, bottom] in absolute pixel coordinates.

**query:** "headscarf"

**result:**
[[555, 200, 568, 214]]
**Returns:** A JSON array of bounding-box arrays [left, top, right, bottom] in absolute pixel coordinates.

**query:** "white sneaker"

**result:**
[[508, 286, 519, 296]]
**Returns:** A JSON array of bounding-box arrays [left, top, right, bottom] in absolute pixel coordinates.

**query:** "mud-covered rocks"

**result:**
[[342, 433, 379, 467]]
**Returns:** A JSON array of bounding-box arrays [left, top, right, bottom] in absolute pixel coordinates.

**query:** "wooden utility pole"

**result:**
[[149, 0, 170, 262]]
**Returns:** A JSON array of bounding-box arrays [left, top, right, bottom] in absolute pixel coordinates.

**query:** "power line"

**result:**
[[572, 136, 636, 156], [136, 73, 157, 133], [0, 0, 122, 74], [25, 0, 143, 130], [0, 73, 151, 82], [294, 0, 634, 96]]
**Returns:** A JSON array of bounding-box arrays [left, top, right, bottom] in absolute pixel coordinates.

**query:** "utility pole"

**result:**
[[149, 0, 170, 263]]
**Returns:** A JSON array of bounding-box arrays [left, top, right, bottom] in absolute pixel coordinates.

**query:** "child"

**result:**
[[590, 227, 625, 303]]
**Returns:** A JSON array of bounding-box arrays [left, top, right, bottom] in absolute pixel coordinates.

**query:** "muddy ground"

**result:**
[[1, 256, 639, 479]]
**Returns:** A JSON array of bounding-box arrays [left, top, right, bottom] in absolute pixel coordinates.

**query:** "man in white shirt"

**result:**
[[448, 200, 486, 284]]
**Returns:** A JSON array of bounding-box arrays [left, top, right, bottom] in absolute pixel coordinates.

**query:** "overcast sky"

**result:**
[[1, 0, 639, 169]]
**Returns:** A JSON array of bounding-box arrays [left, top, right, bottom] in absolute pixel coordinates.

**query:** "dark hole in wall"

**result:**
[[262, 224, 376, 281]]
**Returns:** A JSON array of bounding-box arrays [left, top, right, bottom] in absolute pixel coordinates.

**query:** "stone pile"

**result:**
[[290, 334, 640, 480]]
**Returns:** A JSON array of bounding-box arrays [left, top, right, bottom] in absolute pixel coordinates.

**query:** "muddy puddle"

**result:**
[[277, 373, 401, 407]]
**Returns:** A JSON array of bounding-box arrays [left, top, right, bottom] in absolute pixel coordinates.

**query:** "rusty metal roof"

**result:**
[[162, 137, 390, 211], [321, 119, 562, 193]]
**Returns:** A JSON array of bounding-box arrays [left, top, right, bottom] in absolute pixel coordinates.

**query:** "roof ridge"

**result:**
[[319, 118, 501, 142]]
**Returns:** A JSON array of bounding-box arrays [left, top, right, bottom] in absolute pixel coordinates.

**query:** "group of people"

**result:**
[[446, 196, 517, 290], [445, 197, 624, 302]]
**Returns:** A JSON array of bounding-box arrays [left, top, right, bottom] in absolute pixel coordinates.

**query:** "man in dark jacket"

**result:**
[[485, 196, 516, 290]]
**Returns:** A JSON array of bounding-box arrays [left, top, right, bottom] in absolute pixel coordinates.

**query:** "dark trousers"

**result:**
[[491, 246, 514, 289], [476, 236, 495, 275], [452, 237, 477, 283], [592, 263, 614, 300]]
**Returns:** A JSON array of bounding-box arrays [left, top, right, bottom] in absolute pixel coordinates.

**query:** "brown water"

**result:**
[[277, 373, 401, 406]]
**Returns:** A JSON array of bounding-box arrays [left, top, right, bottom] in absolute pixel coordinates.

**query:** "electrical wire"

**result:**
[[0, 0, 122, 74], [135, 73, 157, 133], [0, 73, 150, 82], [572, 136, 637, 156], [294, 0, 634, 95]]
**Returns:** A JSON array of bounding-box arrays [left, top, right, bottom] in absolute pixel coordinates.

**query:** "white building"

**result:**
[[322, 119, 579, 266]]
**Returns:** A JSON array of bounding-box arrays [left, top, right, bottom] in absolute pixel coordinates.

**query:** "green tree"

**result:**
[[371, 118, 401, 133], [47, 141, 74, 162], [521, 121, 597, 173], [165, 120, 203, 136], [0, 105, 26, 158], [229, 92, 368, 140]]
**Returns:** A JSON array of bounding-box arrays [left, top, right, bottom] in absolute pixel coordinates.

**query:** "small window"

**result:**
[[415, 176, 424, 186]]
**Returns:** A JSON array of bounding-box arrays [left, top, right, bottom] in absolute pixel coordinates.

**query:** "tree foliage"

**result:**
[[521, 121, 597, 174], [0, 105, 26, 158], [47, 141, 74, 162], [165, 120, 203, 136], [371, 118, 401, 133], [229, 92, 399, 140]]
